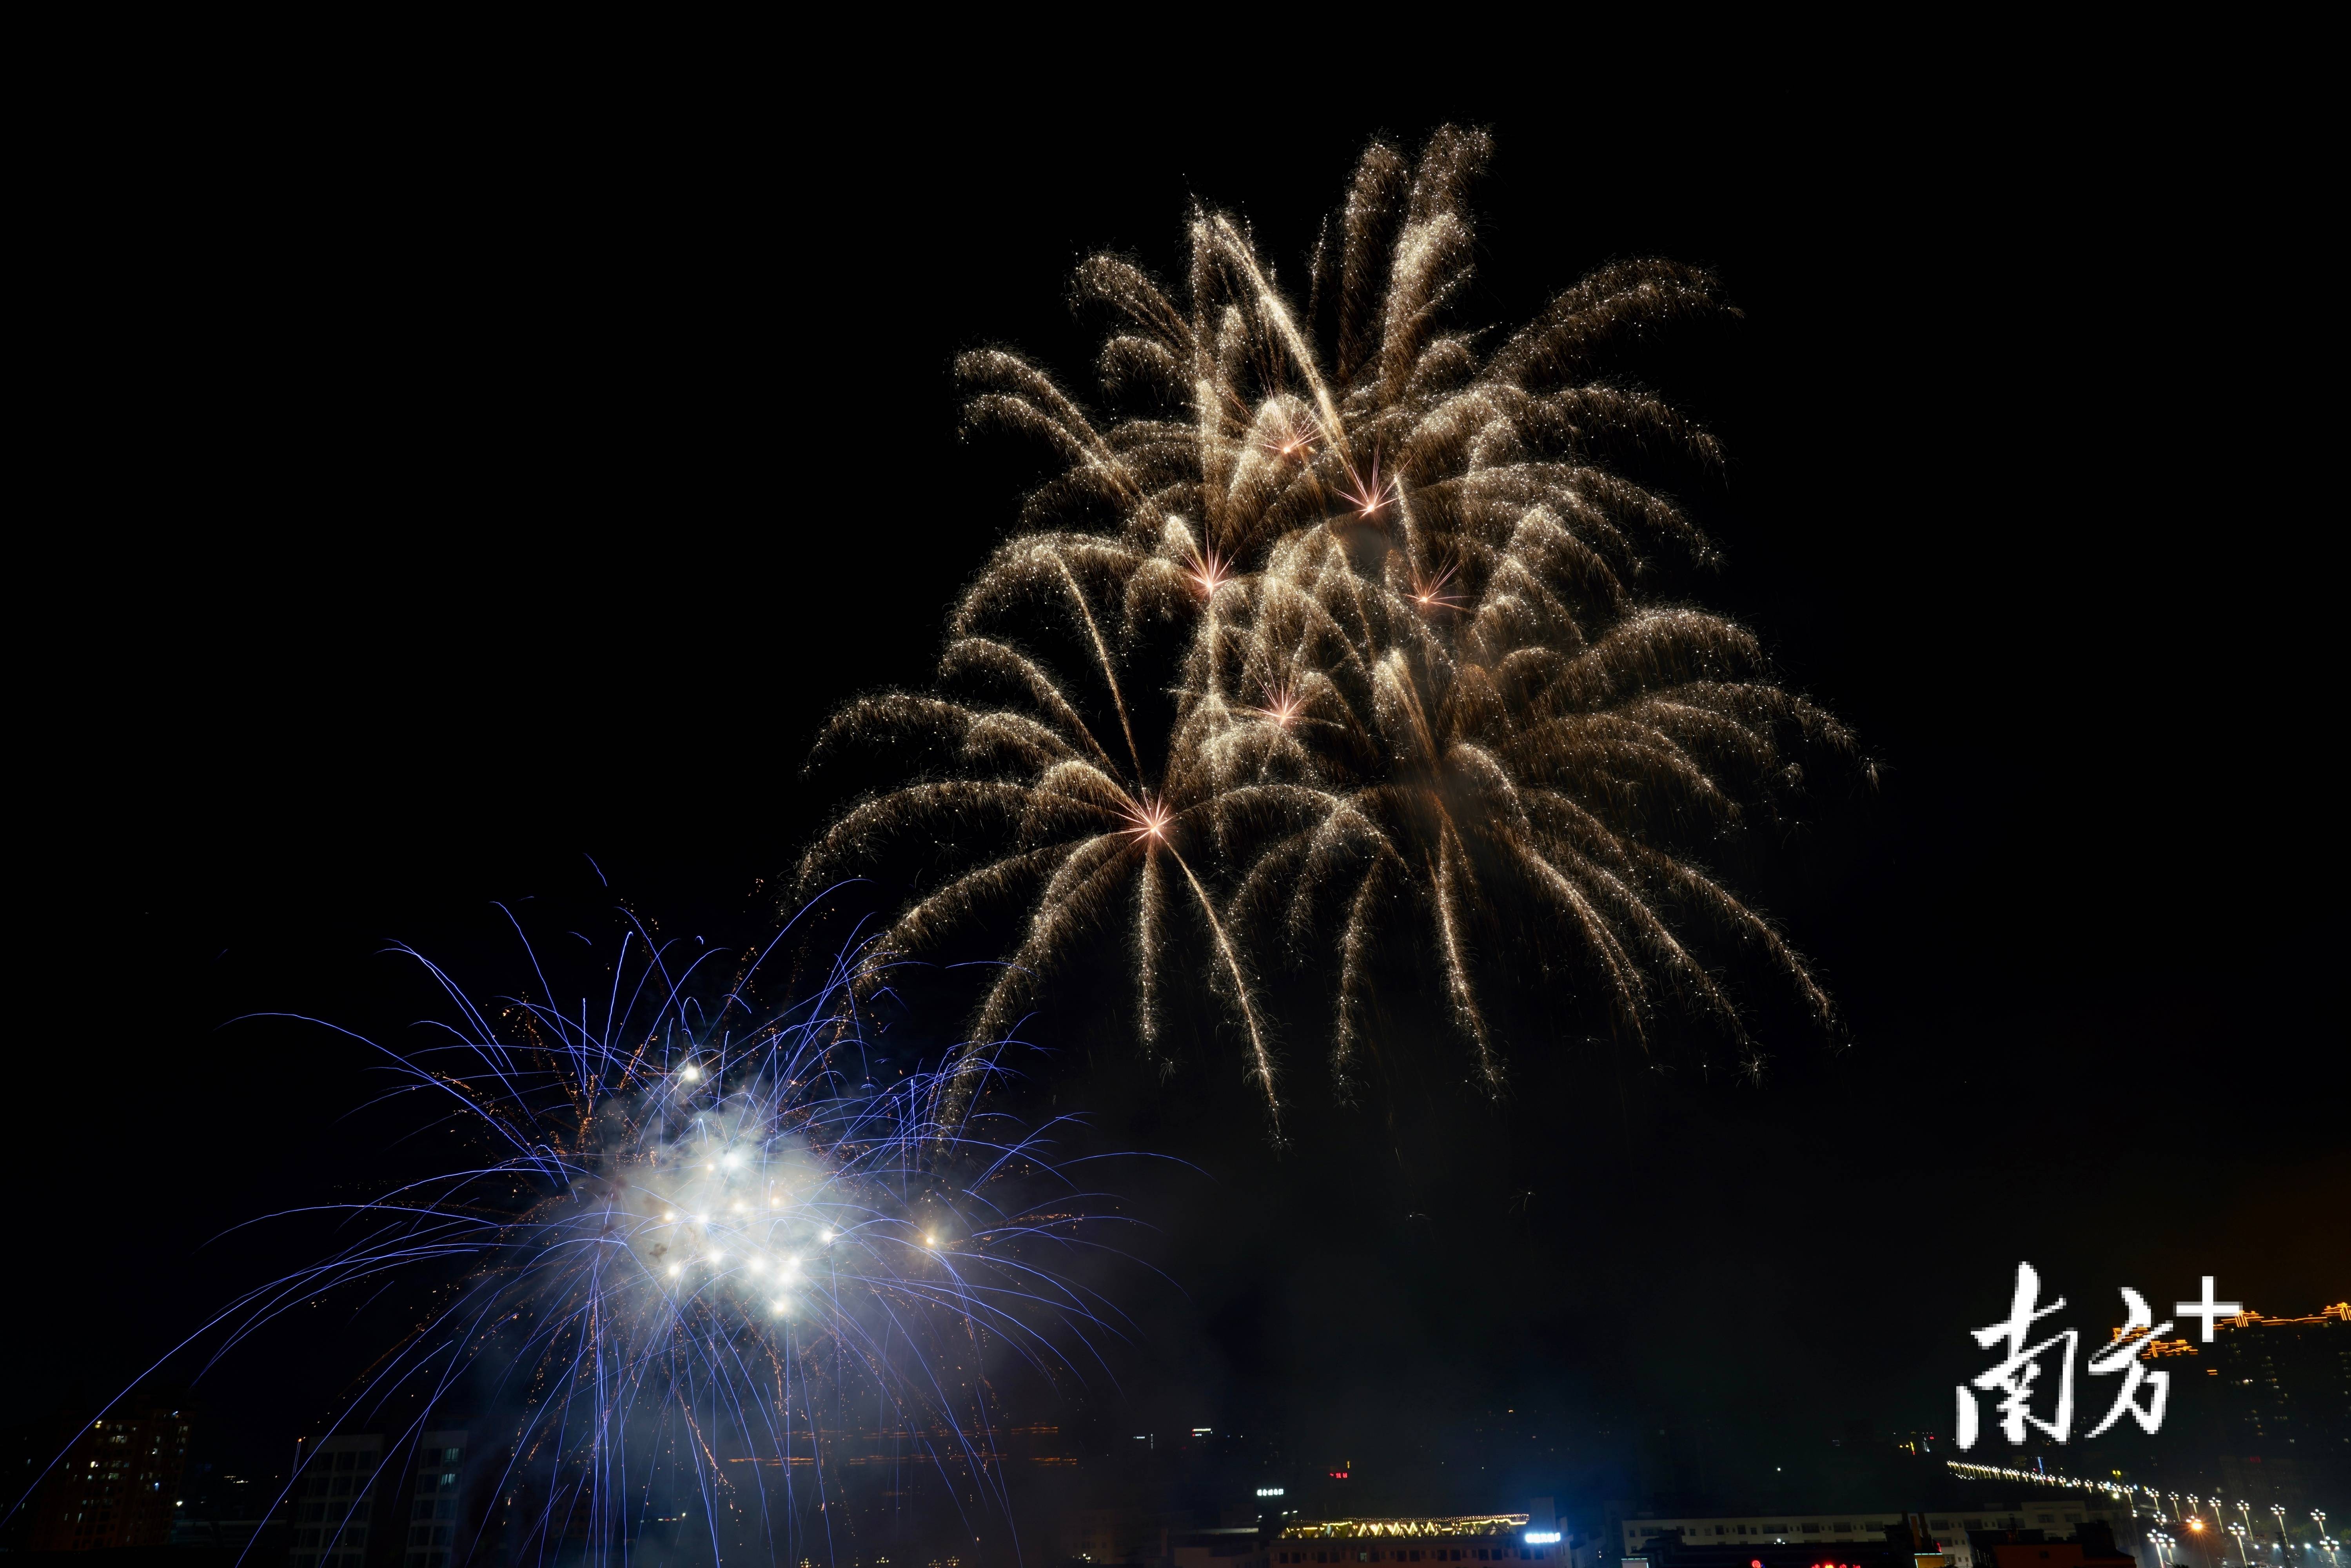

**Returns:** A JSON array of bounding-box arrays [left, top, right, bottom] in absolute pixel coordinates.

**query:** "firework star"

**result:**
[[802, 127, 1864, 1136]]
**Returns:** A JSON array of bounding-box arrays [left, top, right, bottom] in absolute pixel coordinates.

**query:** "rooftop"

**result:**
[[1282, 1517, 1534, 1540]]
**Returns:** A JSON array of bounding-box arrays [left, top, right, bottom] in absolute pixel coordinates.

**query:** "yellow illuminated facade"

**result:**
[[1282, 1515, 1533, 1541], [1275, 1516, 1562, 1566]]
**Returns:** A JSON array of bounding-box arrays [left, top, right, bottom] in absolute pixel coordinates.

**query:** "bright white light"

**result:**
[[680, 1066, 701, 1082], [1527, 1534, 1562, 1546], [772, 1299, 790, 1316], [821, 1227, 833, 1243], [663, 1211, 677, 1222], [668, 1264, 682, 1278], [710, 1253, 726, 1266], [695, 1214, 709, 1226], [784, 1256, 801, 1272], [748, 1259, 764, 1274], [924, 1233, 937, 1247]]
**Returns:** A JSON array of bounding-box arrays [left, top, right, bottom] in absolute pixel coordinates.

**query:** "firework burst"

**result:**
[[45, 910, 1130, 1566], [803, 127, 1862, 1131]]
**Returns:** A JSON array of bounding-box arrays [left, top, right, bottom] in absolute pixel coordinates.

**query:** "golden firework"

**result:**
[[801, 127, 1859, 1135]]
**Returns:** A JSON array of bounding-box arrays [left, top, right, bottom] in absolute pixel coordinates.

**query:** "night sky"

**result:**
[[18, 85, 2342, 1524]]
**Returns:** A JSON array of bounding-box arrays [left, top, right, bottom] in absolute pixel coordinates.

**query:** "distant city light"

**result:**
[[1192, 1427, 1212, 1436], [1257, 1488, 1285, 1498], [1527, 1533, 1562, 1546]]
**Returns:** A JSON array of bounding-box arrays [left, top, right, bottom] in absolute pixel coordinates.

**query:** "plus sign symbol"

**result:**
[[2175, 1276, 2243, 1341]]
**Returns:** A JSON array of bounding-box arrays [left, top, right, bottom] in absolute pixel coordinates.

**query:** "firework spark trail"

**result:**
[[803, 125, 1866, 1128], [13, 908, 1141, 1567]]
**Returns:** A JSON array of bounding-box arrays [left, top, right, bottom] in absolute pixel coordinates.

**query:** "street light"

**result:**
[[2231, 1525, 2253, 1567], [2186, 1517, 2215, 1568]]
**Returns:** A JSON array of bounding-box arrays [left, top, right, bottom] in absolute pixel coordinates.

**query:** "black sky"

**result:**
[[17, 70, 2344, 1514]]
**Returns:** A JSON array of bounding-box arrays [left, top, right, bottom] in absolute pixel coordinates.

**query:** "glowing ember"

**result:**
[[802, 125, 1858, 1131]]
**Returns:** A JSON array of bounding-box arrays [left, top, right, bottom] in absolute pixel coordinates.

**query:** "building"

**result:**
[[171, 1459, 286, 1554], [1972, 1533, 2135, 1568], [2062, 1300, 2351, 1515], [1919, 1504, 2128, 1568], [286, 1426, 478, 1568], [287, 1430, 388, 1568], [1062, 1508, 1241, 1566], [399, 1428, 476, 1568], [1619, 1537, 1918, 1568], [1276, 1512, 1565, 1566], [1618, 1503, 2155, 1568], [2205, 1302, 2351, 1508], [24, 1403, 191, 1551], [1620, 1512, 1910, 1555], [1068, 1507, 1145, 1563], [1172, 1524, 1272, 1568], [1618, 1516, 2136, 1568]]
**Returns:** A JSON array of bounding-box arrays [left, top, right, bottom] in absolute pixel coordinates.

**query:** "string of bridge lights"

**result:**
[[1946, 1465, 2338, 1563]]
